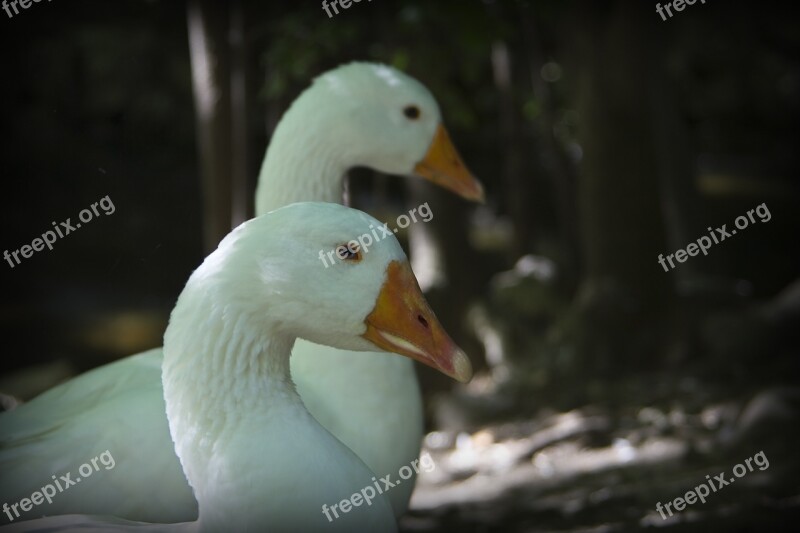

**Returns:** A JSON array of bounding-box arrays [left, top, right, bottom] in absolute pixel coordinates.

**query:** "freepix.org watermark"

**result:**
[[321, 452, 435, 523], [654, 450, 769, 520], [2, 450, 116, 523], [3, 195, 115, 269], [2, 0, 52, 20], [657, 202, 771, 272], [655, 0, 709, 22], [321, 0, 370, 19], [318, 202, 433, 268]]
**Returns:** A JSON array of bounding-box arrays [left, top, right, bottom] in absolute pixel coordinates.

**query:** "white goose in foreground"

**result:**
[[0, 202, 472, 532], [0, 62, 482, 522]]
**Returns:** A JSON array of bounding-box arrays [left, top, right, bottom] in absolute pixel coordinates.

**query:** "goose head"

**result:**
[[256, 62, 484, 214], [174, 202, 471, 381], [162, 202, 471, 529]]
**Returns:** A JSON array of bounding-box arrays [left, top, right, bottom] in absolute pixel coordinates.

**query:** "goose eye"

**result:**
[[335, 244, 362, 262], [403, 105, 421, 120]]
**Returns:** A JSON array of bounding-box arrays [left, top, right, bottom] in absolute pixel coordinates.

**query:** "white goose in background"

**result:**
[[0, 62, 482, 523], [0, 202, 472, 532]]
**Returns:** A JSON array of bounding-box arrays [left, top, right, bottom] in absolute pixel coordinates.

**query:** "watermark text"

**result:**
[[318, 202, 433, 268], [321, 0, 371, 19], [658, 202, 770, 272], [4, 194, 115, 269], [2, 450, 116, 522], [655, 450, 769, 520], [656, 0, 708, 22], [321, 452, 435, 522], [2, 0, 53, 20]]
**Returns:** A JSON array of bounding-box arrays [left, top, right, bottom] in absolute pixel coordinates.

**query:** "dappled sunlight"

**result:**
[[411, 410, 685, 511]]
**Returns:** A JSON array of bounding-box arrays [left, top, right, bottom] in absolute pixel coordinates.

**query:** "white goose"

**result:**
[[0, 62, 481, 522], [0, 202, 471, 532]]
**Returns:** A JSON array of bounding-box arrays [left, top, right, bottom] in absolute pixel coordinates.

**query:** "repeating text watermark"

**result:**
[[656, 0, 709, 22], [657, 202, 770, 272], [2, 0, 53, 20], [3, 195, 115, 269], [321, 0, 370, 19], [321, 452, 435, 523], [655, 450, 769, 520], [318, 202, 433, 268], [2, 450, 116, 523]]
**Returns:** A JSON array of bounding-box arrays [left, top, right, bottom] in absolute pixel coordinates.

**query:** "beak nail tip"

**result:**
[[453, 350, 473, 383]]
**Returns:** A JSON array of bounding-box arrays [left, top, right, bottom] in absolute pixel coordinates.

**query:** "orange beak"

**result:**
[[414, 123, 485, 203], [362, 260, 473, 383]]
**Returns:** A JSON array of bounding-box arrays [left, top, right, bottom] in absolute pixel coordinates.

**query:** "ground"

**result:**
[[402, 373, 800, 532]]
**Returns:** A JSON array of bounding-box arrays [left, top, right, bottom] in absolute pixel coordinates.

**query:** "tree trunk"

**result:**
[[565, 0, 674, 373], [521, 9, 582, 291], [491, 40, 530, 260], [187, 0, 250, 253]]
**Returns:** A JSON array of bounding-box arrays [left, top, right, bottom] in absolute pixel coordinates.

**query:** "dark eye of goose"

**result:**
[[335, 244, 362, 262], [403, 105, 421, 120]]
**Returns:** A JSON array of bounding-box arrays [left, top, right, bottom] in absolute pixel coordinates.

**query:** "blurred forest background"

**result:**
[[1, 0, 799, 531]]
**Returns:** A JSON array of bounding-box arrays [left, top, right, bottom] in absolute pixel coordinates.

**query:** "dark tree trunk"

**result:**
[[187, 0, 251, 253], [521, 9, 582, 291], [491, 40, 530, 260], [563, 1, 674, 373], [229, 0, 252, 228]]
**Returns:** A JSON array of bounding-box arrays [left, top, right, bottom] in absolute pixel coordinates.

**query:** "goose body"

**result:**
[[0, 351, 195, 522], [0, 203, 471, 532], [0, 62, 481, 523]]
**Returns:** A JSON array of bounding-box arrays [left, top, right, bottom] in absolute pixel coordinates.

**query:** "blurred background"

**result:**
[[1, 0, 799, 530]]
